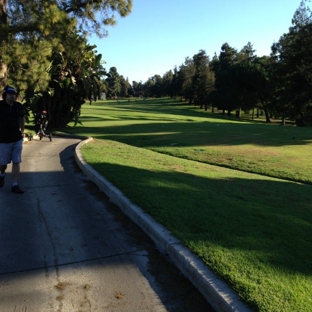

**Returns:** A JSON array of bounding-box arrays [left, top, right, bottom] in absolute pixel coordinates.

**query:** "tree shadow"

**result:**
[[86, 160, 312, 278]]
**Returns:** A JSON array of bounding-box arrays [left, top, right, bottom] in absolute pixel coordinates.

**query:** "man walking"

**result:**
[[0, 86, 25, 194]]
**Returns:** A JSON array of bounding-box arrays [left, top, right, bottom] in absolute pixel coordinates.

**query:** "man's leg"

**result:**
[[0, 164, 7, 187], [11, 140, 24, 194], [0, 164, 7, 174], [12, 162, 20, 184], [0, 143, 9, 188]]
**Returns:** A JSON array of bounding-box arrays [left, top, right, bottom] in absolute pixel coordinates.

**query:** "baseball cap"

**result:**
[[3, 86, 17, 94]]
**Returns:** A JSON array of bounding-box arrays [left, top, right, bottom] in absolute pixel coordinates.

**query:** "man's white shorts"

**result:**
[[0, 140, 23, 165]]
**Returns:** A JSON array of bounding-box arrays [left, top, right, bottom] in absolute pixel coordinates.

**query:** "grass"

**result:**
[[51, 98, 312, 311], [61, 98, 312, 185]]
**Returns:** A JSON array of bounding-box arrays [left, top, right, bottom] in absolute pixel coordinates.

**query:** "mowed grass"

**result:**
[[62, 98, 312, 311]]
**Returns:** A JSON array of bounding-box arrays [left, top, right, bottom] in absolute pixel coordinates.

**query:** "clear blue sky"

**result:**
[[89, 0, 301, 83]]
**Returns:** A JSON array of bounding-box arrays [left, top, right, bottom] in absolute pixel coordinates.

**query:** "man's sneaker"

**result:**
[[0, 173, 5, 187], [12, 185, 24, 194]]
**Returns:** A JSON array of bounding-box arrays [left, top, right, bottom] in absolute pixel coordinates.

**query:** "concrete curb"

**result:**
[[74, 137, 252, 312]]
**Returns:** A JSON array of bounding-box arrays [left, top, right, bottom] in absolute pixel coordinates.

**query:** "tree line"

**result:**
[[121, 0, 311, 126], [1, 1, 312, 127]]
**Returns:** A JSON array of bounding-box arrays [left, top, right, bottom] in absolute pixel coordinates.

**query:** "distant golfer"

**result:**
[[0, 86, 25, 194]]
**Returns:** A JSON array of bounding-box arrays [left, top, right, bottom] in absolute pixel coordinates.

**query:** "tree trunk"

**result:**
[[263, 107, 271, 123], [281, 117, 286, 126], [0, 0, 8, 89], [0, 0, 7, 33], [235, 108, 241, 118], [0, 63, 7, 89]]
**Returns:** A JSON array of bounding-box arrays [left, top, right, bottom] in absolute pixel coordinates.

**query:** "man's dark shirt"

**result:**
[[0, 100, 24, 143]]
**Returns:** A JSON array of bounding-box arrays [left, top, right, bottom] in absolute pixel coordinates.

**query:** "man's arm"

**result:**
[[20, 116, 25, 134], [20, 103, 25, 135]]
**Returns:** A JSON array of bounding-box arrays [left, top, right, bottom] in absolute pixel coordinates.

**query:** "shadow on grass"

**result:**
[[60, 97, 312, 149], [64, 119, 312, 148], [91, 97, 294, 125], [89, 98, 249, 122], [88, 161, 312, 277]]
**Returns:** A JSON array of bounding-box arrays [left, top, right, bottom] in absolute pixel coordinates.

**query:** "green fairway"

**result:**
[[64, 98, 312, 185], [59, 98, 312, 312]]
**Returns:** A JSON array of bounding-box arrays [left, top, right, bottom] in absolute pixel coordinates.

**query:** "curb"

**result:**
[[74, 137, 252, 312]]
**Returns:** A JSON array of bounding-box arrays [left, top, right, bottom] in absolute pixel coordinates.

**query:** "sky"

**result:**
[[89, 0, 301, 83]]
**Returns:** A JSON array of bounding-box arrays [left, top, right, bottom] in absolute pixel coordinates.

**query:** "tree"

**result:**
[[0, 0, 8, 85], [211, 42, 270, 118], [132, 80, 143, 97], [170, 66, 180, 98], [192, 50, 215, 110], [271, 0, 312, 126], [178, 57, 196, 103], [228, 44, 266, 118], [0, 0, 132, 37], [82, 50, 108, 104], [143, 78, 155, 98], [150, 74, 163, 98], [162, 70, 174, 97], [246, 56, 275, 122], [32, 36, 108, 127], [106, 67, 121, 98], [211, 43, 238, 115], [0, 0, 132, 126], [119, 75, 132, 97]]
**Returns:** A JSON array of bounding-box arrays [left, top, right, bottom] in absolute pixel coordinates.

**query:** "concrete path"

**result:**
[[0, 137, 213, 312]]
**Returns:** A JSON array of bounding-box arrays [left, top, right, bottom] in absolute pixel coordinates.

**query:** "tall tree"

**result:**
[[178, 57, 196, 103], [0, 0, 8, 86], [211, 43, 238, 115], [212, 42, 268, 117], [119, 75, 132, 97], [170, 66, 180, 98], [132, 80, 143, 97], [162, 70, 174, 97], [271, 0, 312, 126], [143, 78, 155, 98], [247, 56, 275, 122], [150, 74, 163, 98], [192, 50, 215, 110], [106, 66, 121, 98]]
